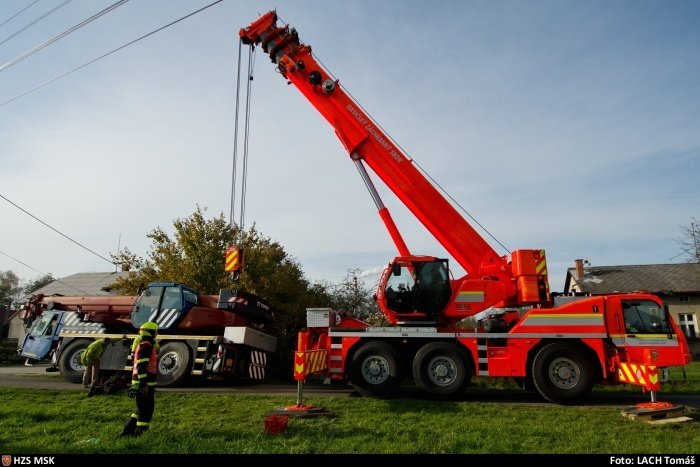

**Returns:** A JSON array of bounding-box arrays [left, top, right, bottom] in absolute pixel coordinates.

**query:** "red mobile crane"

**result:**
[[240, 11, 692, 403]]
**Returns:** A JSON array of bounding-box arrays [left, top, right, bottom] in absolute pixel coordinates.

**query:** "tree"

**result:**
[[0, 271, 22, 311], [23, 274, 55, 295], [110, 206, 333, 379], [323, 268, 385, 325], [675, 218, 700, 263]]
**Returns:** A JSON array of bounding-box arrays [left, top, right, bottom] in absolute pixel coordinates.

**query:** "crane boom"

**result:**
[[241, 11, 550, 323]]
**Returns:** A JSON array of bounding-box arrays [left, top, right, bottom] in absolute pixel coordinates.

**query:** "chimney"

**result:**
[[575, 259, 585, 279]]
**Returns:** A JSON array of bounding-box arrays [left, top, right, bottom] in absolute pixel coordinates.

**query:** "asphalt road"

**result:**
[[1, 362, 698, 409]]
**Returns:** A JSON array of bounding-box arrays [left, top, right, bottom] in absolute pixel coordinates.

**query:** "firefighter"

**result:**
[[81, 337, 111, 395], [121, 321, 159, 437]]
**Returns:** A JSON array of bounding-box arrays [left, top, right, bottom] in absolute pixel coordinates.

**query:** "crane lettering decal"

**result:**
[[347, 104, 403, 163]]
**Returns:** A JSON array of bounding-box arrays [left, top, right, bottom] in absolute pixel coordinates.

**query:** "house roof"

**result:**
[[565, 263, 700, 295], [26, 271, 130, 298]]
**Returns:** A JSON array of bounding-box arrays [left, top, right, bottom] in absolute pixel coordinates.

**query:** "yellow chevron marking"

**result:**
[[621, 364, 635, 382], [649, 373, 659, 384], [618, 369, 627, 382]]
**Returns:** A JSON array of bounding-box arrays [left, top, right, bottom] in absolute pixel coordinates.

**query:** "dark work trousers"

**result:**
[[135, 386, 156, 427]]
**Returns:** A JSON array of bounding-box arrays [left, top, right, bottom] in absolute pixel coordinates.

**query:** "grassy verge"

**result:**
[[0, 387, 697, 454]]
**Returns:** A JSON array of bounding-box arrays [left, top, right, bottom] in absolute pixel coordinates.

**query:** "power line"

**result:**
[[0, 0, 73, 48], [0, 249, 90, 295], [0, 0, 223, 109], [0, 193, 115, 266], [0, 0, 41, 30], [0, 0, 129, 73]]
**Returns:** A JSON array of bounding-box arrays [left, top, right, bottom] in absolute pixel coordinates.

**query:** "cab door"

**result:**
[[19, 311, 62, 360], [618, 299, 679, 365]]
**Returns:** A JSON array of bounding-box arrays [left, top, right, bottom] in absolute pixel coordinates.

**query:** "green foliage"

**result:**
[[0, 388, 697, 454], [0, 270, 21, 309], [22, 274, 55, 295], [108, 206, 342, 377]]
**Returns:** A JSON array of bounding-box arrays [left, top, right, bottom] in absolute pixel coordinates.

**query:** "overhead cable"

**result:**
[[0, 0, 130, 73], [0, 0, 223, 108], [0, 0, 41, 30], [0, 0, 74, 48], [0, 249, 90, 295], [0, 193, 115, 266]]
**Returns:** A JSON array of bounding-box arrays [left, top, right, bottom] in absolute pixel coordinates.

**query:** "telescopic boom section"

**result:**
[[240, 12, 551, 318], [240, 11, 502, 276]]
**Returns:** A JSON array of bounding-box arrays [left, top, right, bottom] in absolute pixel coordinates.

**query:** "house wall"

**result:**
[[662, 294, 700, 358], [8, 314, 27, 341]]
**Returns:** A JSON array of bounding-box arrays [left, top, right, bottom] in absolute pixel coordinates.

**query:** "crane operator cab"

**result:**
[[380, 257, 452, 322]]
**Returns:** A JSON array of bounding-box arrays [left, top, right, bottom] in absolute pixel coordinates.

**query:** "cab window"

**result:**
[[622, 300, 670, 334]]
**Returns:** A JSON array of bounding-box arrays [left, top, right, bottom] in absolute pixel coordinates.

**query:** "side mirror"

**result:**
[[392, 263, 401, 276]]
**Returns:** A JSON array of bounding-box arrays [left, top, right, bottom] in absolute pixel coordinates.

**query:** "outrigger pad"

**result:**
[[217, 289, 274, 324]]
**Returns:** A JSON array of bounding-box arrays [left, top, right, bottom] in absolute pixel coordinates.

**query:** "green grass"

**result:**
[[0, 387, 697, 454]]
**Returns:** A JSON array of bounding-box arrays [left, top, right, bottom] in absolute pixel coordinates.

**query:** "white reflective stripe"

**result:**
[[611, 337, 679, 347], [478, 358, 488, 363], [250, 351, 267, 366], [156, 309, 180, 330], [478, 370, 489, 376], [330, 344, 343, 349], [330, 356, 342, 361], [248, 364, 265, 380]]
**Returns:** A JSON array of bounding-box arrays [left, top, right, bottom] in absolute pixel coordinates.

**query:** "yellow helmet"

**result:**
[[140, 321, 159, 333]]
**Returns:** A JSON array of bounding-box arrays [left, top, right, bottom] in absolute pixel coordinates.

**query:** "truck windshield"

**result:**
[[132, 285, 164, 324], [29, 313, 57, 337], [622, 300, 670, 334]]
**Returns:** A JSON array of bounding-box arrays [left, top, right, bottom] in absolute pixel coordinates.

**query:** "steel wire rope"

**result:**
[[0, 0, 41, 30], [0, 193, 115, 266], [0, 0, 129, 73], [0, 249, 91, 295], [238, 45, 256, 234], [0, 0, 224, 109], [0, 0, 73, 48], [280, 17, 512, 255], [230, 39, 243, 233]]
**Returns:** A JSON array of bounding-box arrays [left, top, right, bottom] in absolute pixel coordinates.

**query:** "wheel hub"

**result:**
[[428, 357, 456, 386], [362, 356, 388, 384], [549, 357, 580, 389]]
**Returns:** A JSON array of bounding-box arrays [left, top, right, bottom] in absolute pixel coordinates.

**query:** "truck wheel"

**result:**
[[349, 341, 402, 398], [412, 342, 471, 398], [531, 342, 595, 405], [58, 339, 91, 384], [157, 342, 191, 387]]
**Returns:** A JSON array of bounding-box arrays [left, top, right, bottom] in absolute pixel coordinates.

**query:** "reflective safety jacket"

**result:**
[[131, 338, 158, 388], [81, 339, 107, 365]]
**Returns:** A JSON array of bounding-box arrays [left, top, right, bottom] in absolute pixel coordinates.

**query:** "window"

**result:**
[[679, 296, 690, 303], [678, 313, 697, 340], [622, 300, 670, 334]]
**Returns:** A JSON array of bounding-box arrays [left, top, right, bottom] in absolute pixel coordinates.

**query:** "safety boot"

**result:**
[[120, 417, 137, 437]]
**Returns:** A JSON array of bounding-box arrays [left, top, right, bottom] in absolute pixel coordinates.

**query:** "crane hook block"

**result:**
[[225, 246, 245, 275]]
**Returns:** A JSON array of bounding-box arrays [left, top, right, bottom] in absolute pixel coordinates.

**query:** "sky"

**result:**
[[0, 0, 698, 295]]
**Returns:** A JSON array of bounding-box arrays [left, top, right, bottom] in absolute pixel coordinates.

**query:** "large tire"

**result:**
[[531, 342, 595, 405], [348, 341, 402, 398], [58, 339, 91, 384], [412, 341, 471, 398], [156, 341, 191, 387]]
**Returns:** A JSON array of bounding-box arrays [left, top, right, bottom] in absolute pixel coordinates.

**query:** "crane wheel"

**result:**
[[58, 339, 91, 384], [412, 341, 471, 398], [531, 342, 595, 405], [348, 341, 402, 399], [156, 342, 191, 387]]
